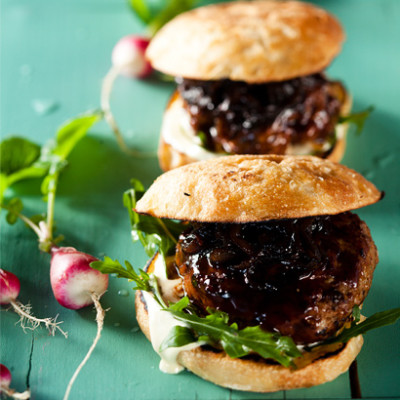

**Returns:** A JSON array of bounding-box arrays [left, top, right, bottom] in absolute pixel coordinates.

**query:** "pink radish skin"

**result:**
[[0, 364, 12, 389], [0, 269, 20, 305], [0, 364, 30, 399], [50, 247, 108, 310], [51, 247, 108, 400], [111, 35, 152, 79], [0, 268, 67, 337]]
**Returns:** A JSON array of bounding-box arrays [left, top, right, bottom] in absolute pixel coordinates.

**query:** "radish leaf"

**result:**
[[0, 137, 48, 202], [129, 0, 197, 35], [5, 198, 23, 225], [0, 137, 41, 175], [53, 111, 103, 160]]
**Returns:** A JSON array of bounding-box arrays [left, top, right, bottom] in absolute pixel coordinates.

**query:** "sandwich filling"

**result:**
[[174, 73, 347, 157], [175, 212, 377, 345]]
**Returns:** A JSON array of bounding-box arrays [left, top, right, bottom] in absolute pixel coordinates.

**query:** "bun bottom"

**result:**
[[135, 290, 363, 392], [158, 132, 347, 172]]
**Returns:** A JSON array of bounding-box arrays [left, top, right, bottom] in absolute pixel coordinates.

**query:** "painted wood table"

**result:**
[[1, 0, 399, 399]]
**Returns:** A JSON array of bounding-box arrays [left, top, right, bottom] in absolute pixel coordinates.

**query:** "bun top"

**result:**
[[135, 155, 381, 223], [146, 1, 345, 83]]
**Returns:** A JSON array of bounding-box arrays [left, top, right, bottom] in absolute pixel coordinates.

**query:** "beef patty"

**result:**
[[175, 212, 377, 345], [176, 73, 346, 156]]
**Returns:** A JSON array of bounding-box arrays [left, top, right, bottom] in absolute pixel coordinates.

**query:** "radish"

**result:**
[[112, 35, 152, 79], [0, 364, 30, 400], [0, 269, 67, 337], [0, 269, 20, 305], [2, 118, 110, 399], [101, 35, 156, 156], [49, 247, 108, 400], [50, 247, 108, 310]]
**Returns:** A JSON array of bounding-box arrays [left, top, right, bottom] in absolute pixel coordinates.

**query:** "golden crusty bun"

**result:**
[[135, 290, 363, 392], [135, 155, 381, 222], [146, 1, 344, 83]]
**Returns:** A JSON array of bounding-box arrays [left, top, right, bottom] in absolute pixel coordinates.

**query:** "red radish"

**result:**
[[0, 269, 20, 305], [0, 364, 30, 400], [0, 269, 67, 337], [112, 35, 152, 79], [50, 247, 108, 309], [49, 247, 108, 400], [0, 364, 12, 389]]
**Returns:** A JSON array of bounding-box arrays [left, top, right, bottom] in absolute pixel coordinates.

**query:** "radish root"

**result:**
[[101, 66, 156, 158], [63, 293, 106, 400], [1, 387, 31, 400], [10, 301, 68, 338]]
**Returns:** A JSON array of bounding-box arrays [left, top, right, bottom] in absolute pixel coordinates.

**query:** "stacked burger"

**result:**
[[146, 1, 352, 171], [133, 155, 382, 392]]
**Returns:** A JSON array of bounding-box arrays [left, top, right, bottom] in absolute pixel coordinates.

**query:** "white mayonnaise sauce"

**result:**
[[161, 96, 223, 161], [143, 254, 203, 374]]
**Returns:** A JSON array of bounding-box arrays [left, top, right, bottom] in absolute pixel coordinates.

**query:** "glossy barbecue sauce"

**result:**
[[175, 213, 374, 345], [177, 74, 346, 156]]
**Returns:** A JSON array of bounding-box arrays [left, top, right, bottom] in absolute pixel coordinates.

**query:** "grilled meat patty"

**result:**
[[177, 73, 346, 156], [175, 212, 378, 345]]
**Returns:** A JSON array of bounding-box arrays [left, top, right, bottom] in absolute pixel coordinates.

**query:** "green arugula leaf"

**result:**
[[91, 250, 300, 366], [165, 302, 301, 367], [196, 131, 208, 148], [352, 305, 361, 323], [123, 179, 185, 257], [159, 326, 196, 352], [338, 106, 374, 135], [325, 308, 400, 345], [90, 256, 152, 292], [168, 296, 190, 312], [90, 254, 400, 366]]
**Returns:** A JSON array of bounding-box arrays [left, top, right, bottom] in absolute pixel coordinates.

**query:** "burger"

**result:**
[[132, 155, 382, 392], [146, 1, 352, 171]]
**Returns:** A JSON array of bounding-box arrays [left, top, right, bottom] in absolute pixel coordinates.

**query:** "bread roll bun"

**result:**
[[136, 155, 381, 222], [147, 1, 344, 83], [135, 290, 363, 392]]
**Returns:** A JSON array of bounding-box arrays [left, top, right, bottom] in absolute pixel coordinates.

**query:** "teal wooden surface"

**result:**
[[1, 0, 399, 399]]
